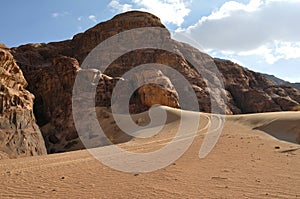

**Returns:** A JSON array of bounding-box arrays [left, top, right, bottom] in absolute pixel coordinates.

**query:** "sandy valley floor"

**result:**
[[0, 107, 299, 198]]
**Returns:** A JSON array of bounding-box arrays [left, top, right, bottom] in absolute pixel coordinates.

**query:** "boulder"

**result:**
[[138, 83, 180, 108], [132, 69, 180, 109]]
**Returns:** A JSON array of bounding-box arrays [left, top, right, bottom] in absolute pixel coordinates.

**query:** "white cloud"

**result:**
[[52, 13, 60, 18], [175, 0, 300, 64], [109, 0, 133, 12], [266, 0, 300, 3], [51, 12, 70, 18], [108, 0, 192, 26], [196, 0, 263, 22], [88, 15, 97, 23], [236, 41, 300, 64]]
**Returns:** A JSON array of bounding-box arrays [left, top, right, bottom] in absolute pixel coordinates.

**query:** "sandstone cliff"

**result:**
[[5, 11, 300, 153], [216, 59, 300, 113], [0, 45, 46, 158]]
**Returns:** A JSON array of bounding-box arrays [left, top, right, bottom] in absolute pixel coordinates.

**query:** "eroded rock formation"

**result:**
[[0, 45, 46, 157], [23, 56, 81, 153], [3, 11, 299, 154], [138, 84, 180, 108], [216, 59, 300, 113], [134, 70, 180, 109]]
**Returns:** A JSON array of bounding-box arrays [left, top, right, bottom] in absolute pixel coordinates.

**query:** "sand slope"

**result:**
[[0, 107, 299, 198], [227, 112, 300, 144]]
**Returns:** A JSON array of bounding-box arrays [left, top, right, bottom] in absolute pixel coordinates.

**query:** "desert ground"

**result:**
[[0, 107, 299, 198]]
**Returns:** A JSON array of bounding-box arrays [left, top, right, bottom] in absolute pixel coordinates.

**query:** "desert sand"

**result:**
[[0, 107, 299, 198]]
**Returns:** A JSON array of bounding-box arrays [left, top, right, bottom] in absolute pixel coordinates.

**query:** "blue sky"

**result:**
[[1, 0, 299, 82]]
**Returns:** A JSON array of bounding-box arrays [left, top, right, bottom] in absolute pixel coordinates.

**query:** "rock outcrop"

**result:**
[[138, 83, 180, 108], [135, 70, 180, 109], [262, 73, 300, 91], [71, 11, 165, 64], [18, 56, 81, 153], [0, 45, 46, 157], [216, 59, 300, 113], [4, 11, 300, 154]]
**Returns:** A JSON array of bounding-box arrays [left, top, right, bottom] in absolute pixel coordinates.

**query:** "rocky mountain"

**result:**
[[262, 73, 300, 91], [215, 59, 300, 113], [0, 44, 46, 158], [1, 11, 299, 154]]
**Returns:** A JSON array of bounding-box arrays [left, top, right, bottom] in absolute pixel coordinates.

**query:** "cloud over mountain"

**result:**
[[109, 0, 192, 26], [175, 0, 300, 64]]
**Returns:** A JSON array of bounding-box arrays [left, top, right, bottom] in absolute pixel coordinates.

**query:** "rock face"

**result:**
[[0, 45, 46, 157], [134, 70, 180, 109], [262, 73, 300, 91], [23, 56, 81, 153], [75, 68, 180, 113], [71, 11, 165, 64], [138, 83, 180, 108], [216, 59, 300, 113], [5, 11, 300, 153]]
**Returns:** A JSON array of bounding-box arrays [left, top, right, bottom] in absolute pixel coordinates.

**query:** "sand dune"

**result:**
[[228, 112, 300, 144], [0, 107, 299, 198]]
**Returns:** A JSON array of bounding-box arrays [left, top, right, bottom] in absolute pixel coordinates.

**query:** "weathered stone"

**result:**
[[0, 46, 46, 158], [5, 11, 300, 154], [16, 55, 80, 153], [138, 83, 180, 108], [216, 59, 300, 113]]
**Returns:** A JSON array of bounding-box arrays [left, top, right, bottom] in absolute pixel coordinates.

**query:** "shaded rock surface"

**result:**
[[262, 73, 300, 91], [21, 56, 81, 153], [0, 45, 46, 157], [216, 59, 300, 113], [5, 11, 300, 153]]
